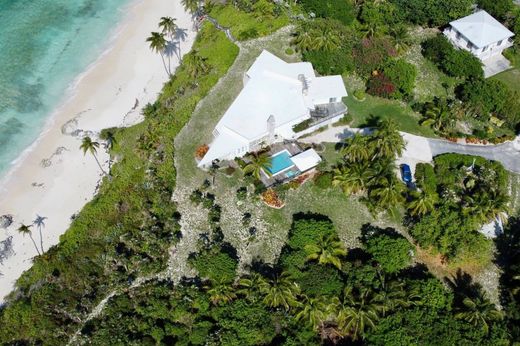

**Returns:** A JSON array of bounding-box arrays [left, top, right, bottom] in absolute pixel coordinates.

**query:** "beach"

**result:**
[[0, 0, 196, 302]]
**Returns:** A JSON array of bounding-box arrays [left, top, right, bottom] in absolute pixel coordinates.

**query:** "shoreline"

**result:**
[[0, 0, 196, 302]]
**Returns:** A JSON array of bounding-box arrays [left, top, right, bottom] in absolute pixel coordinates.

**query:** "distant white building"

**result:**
[[444, 10, 515, 77], [198, 50, 348, 168]]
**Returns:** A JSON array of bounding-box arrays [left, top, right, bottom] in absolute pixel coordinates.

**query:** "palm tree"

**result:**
[[333, 287, 380, 341], [259, 273, 301, 310], [183, 51, 209, 78], [237, 272, 265, 303], [408, 191, 437, 216], [390, 25, 411, 54], [33, 215, 47, 253], [243, 151, 272, 180], [181, 0, 200, 16], [420, 99, 455, 134], [455, 296, 503, 334], [17, 224, 40, 256], [295, 295, 329, 331], [305, 234, 347, 270], [292, 28, 315, 52], [80, 136, 106, 175], [159, 16, 178, 41], [332, 163, 371, 195], [102, 130, 117, 174], [341, 134, 372, 163], [373, 273, 417, 317], [207, 280, 237, 306], [369, 176, 404, 209], [373, 119, 405, 159], [311, 27, 341, 52], [146, 32, 170, 76]]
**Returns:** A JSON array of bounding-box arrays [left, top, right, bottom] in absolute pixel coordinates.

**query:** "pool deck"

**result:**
[[260, 142, 303, 187]]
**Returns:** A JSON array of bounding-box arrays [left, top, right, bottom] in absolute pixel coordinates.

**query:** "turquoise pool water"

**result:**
[[0, 0, 131, 175], [267, 150, 294, 175]]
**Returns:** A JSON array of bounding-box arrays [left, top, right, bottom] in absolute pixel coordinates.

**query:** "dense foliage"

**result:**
[[408, 155, 509, 262], [299, 0, 356, 25], [72, 215, 508, 344], [422, 35, 483, 79], [390, 0, 473, 26]]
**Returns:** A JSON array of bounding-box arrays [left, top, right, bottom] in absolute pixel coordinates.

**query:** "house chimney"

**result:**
[[267, 115, 276, 143], [298, 74, 309, 95]]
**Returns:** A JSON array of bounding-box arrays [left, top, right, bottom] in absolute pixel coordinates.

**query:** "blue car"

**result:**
[[400, 164, 412, 183]]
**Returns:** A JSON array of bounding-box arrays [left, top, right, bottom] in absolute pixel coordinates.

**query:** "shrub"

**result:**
[[366, 72, 396, 98], [195, 144, 209, 159], [391, 0, 473, 26], [353, 37, 396, 77], [314, 172, 333, 189], [332, 113, 353, 127], [285, 47, 294, 55], [261, 189, 284, 208], [292, 118, 313, 132], [297, 263, 344, 297], [353, 89, 366, 101], [300, 0, 356, 25], [363, 226, 413, 273], [414, 163, 437, 194], [382, 59, 417, 99], [237, 26, 259, 40], [476, 0, 513, 20], [236, 187, 248, 201], [190, 244, 238, 283], [422, 35, 483, 79]]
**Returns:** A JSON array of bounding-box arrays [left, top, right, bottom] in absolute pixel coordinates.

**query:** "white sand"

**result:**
[[0, 0, 196, 302]]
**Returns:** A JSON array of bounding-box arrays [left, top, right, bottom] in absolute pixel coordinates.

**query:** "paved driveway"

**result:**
[[300, 124, 520, 174], [427, 138, 520, 173]]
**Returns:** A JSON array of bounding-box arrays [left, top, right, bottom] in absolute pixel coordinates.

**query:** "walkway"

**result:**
[[300, 124, 520, 174]]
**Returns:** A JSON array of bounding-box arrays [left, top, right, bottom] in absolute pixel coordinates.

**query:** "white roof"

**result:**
[[291, 149, 322, 172], [214, 50, 347, 141], [450, 10, 514, 48], [198, 51, 347, 167]]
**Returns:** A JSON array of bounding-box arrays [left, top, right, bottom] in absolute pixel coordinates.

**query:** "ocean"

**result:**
[[0, 0, 131, 175]]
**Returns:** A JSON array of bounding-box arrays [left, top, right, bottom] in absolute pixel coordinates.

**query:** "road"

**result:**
[[300, 124, 520, 174]]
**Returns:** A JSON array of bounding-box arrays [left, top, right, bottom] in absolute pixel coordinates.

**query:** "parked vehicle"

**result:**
[[400, 164, 412, 183]]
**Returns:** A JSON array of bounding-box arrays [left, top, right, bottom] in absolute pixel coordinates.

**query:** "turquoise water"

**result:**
[[0, 0, 131, 174], [267, 151, 294, 175]]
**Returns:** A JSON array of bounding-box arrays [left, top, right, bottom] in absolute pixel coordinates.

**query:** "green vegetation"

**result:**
[[409, 155, 509, 265], [0, 23, 239, 344], [422, 35, 483, 79], [208, 2, 288, 41], [70, 215, 508, 344]]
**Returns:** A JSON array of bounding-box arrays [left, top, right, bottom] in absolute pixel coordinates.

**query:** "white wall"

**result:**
[[443, 27, 513, 60]]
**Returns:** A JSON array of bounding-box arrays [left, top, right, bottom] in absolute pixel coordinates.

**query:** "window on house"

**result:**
[[482, 46, 487, 52], [329, 97, 337, 103], [466, 41, 472, 49], [456, 32, 461, 40], [498, 40, 503, 46]]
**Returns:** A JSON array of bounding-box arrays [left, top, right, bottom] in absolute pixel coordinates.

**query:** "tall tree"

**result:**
[[146, 32, 170, 76], [305, 234, 347, 269], [373, 118, 405, 159], [341, 134, 373, 163], [207, 280, 237, 306], [295, 295, 329, 331], [243, 151, 272, 180], [32, 215, 47, 254], [408, 191, 437, 216], [259, 273, 300, 310], [159, 16, 178, 41], [333, 287, 380, 341], [455, 296, 503, 334], [80, 136, 106, 175], [332, 162, 371, 195], [102, 130, 117, 174], [17, 224, 40, 256]]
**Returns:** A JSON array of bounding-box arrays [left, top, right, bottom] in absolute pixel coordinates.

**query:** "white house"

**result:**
[[443, 10, 514, 77], [198, 50, 348, 168]]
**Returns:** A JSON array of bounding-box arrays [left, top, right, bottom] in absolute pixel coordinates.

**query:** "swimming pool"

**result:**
[[267, 150, 295, 176]]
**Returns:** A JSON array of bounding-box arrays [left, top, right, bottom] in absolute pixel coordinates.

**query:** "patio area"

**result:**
[[483, 54, 512, 78], [259, 142, 321, 187]]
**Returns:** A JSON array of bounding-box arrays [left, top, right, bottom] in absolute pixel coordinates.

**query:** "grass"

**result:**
[[209, 5, 289, 41], [492, 68, 520, 93], [344, 93, 437, 137]]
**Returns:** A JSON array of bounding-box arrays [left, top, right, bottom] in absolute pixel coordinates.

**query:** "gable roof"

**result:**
[[449, 10, 514, 48]]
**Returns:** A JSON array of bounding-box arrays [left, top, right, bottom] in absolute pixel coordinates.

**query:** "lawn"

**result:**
[[492, 68, 520, 93], [344, 93, 437, 137]]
